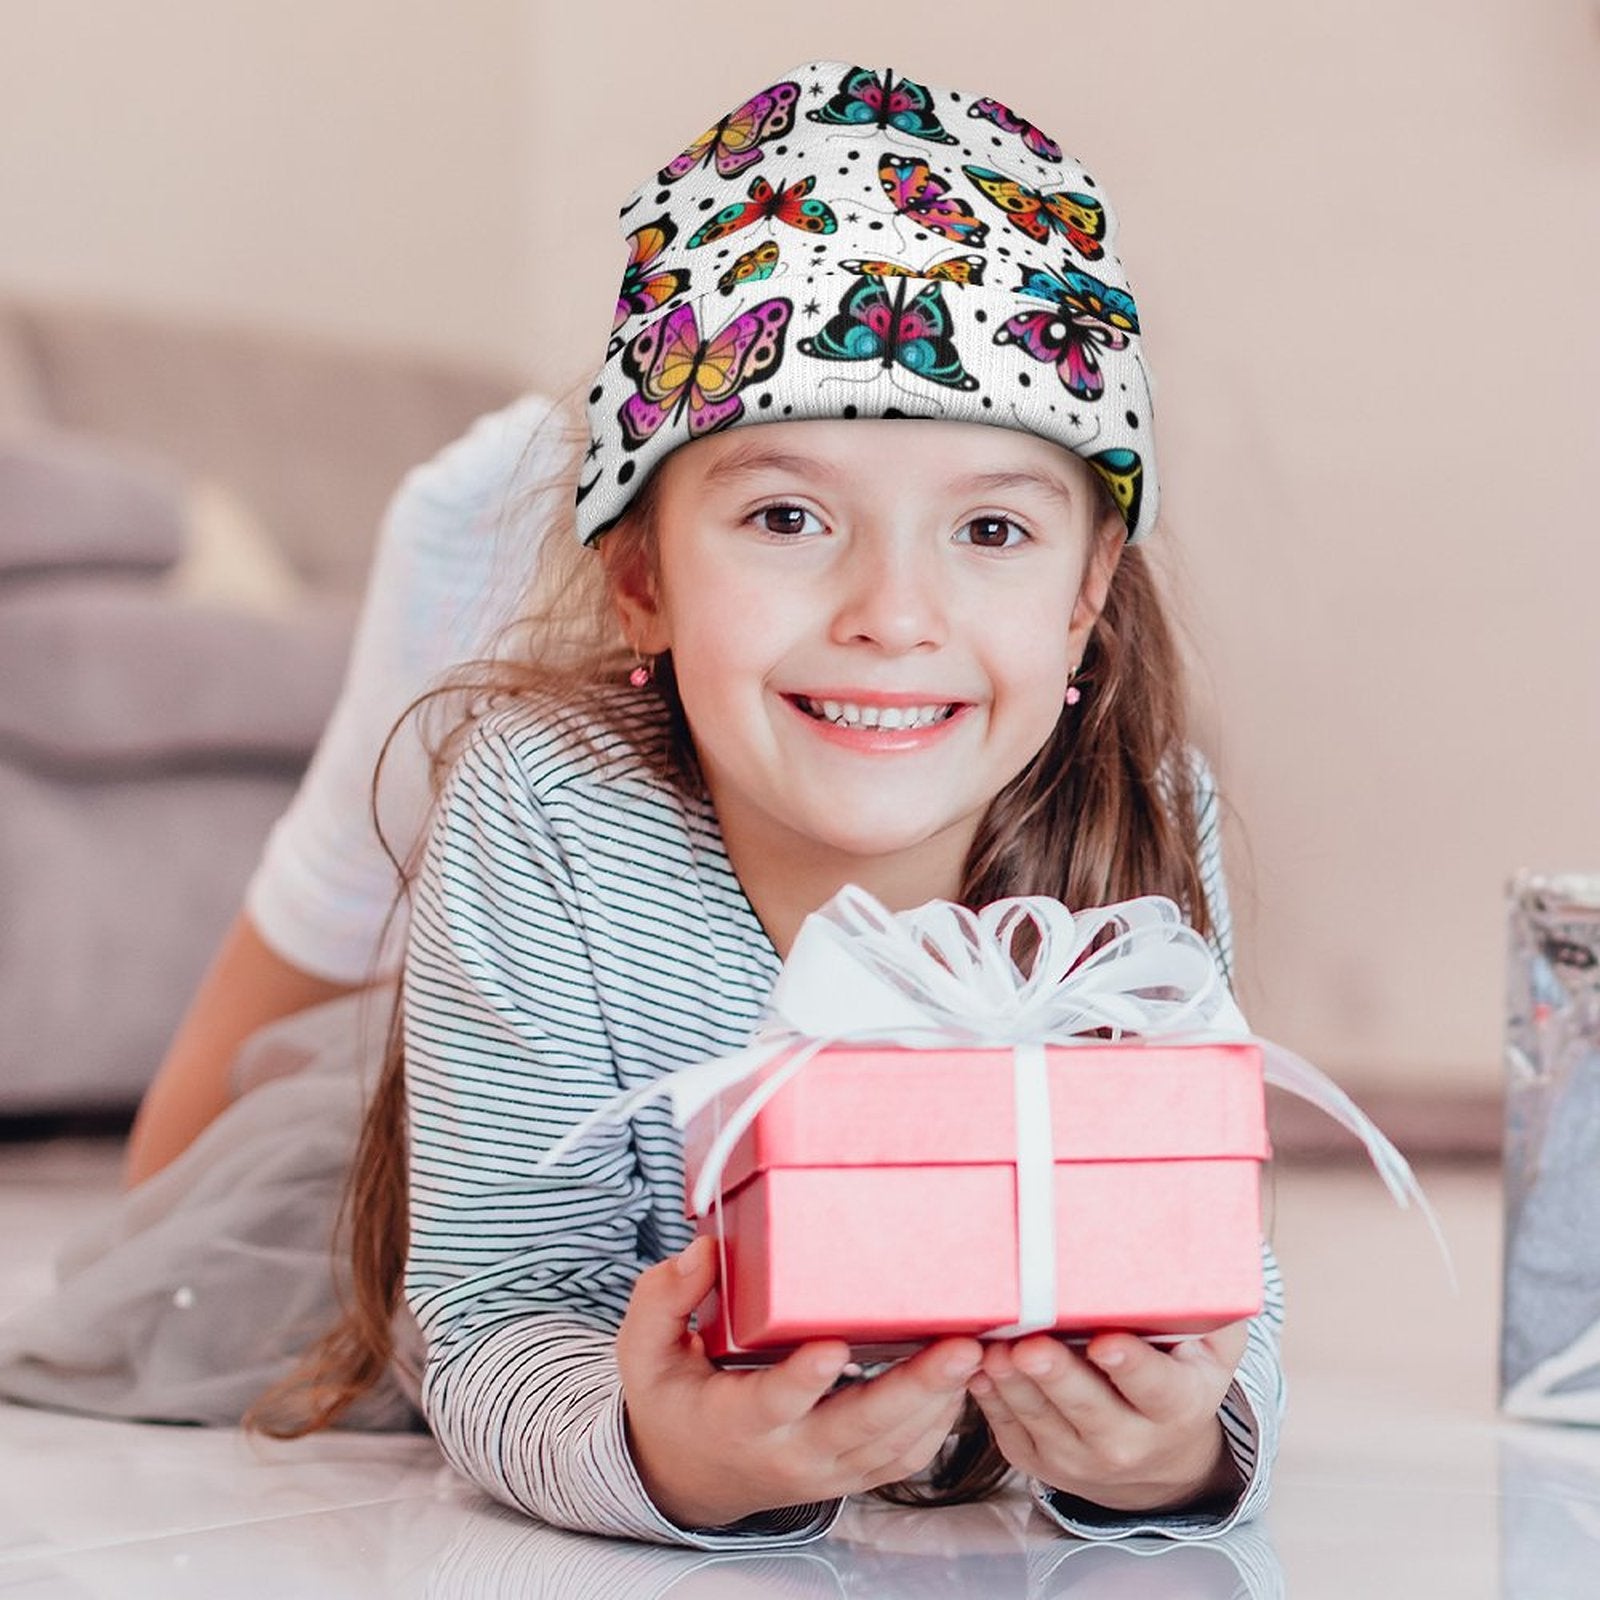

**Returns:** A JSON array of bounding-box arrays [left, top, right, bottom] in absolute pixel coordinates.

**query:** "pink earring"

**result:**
[[629, 655, 653, 688], [1065, 669, 1082, 707]]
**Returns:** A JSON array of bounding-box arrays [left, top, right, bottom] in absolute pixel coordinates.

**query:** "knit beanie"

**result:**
[[575, 61, 1157, 545]]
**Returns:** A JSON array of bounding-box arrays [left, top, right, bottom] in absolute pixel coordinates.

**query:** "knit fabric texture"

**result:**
[[575, 61, 1159, 545]]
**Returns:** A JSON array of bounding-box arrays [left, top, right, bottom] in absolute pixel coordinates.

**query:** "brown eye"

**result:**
[[960, 516, 1026, 549], [755, 505, 821, 537]]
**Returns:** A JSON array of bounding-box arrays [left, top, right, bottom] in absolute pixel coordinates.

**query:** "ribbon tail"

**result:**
[[1261, 1042, 1458, 1292], [687, 1036, 831, 1217], [537, 1039, 789, 1175]]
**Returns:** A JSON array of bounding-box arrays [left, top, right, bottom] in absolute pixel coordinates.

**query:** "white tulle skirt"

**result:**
[[0, 989, 421, 1430]]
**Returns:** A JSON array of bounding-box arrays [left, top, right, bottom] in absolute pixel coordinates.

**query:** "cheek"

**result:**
[[666, 597, 788, 705]]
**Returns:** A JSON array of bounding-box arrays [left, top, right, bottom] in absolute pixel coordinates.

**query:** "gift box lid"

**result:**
[[684, 1043, 1269, 1204]]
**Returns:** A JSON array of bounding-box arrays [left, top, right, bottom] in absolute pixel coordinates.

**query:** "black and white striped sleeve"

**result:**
[[403, 724, 838, 1548]]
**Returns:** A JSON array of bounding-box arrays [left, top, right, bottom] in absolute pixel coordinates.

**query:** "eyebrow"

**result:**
[[702, 445, 1080, 508]]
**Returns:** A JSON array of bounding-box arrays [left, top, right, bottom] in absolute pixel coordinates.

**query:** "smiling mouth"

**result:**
[[790, 695, 959, 731]]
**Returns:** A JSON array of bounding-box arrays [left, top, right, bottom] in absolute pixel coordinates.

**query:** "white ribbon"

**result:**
[[541, 886, 1452, 1339]]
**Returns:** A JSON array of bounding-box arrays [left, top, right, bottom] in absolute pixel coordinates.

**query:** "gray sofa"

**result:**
[[0, 299, 520, 1113]]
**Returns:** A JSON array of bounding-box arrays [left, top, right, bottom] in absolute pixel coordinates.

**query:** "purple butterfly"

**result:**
[[619, 297, 792, 446]]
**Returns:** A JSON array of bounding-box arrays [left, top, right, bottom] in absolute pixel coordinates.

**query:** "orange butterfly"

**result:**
[[839, 254, 987, 287], [962, 166, 1106, 259]]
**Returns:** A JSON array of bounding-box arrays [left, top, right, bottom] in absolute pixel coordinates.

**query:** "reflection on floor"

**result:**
[[1, 1142, 1595, 1598]]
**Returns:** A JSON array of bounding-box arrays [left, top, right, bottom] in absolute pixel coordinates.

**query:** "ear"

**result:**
[[599, 531, 672, 655], [1067, 514, 1126, 653]]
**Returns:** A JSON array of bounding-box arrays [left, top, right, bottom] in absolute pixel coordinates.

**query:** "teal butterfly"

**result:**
[[807, 65, 957, 144], [798, 275, 977, 390]]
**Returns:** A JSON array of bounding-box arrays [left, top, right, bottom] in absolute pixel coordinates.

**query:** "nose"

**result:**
[[827, 527, 947, 654]]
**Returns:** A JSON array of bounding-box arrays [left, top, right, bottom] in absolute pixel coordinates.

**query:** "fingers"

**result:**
[[968, 1367, 1043, 1474], [743, 1341, 855, 1430], [978, 1338, 1125, 1444], [811, 1338, 981, 1485], [1084, 1330, 1238, 1424], [616, 1238, 718, 1383]]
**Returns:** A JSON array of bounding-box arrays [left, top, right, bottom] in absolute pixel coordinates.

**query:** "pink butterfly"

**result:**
[[968, 97, 1064, 163], [659, 80, 800, 183], [619, 297, 792, 446]]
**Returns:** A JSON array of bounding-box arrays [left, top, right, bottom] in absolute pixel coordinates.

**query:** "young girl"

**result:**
[[0, 56, 1283, 1546], [287, 59, 1284, 1548]]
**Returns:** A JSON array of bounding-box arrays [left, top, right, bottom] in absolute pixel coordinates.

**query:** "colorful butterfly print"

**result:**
[[687, 175, 838, 248], [839, 253, 987, 286], [967, 97, 1063, 163], [1088, 448, 1144, 534], [993, 266, 1137, 402], [806, 65, 957, 143], [718, 239, 782, 294], [613, 217, 690, 333], [1016, 264, 1139, 334], [798, 275, 977, 391], [618, 297, 792, 448], [962, 166, 1106, 258], [659, 79, 800, 183], [877, 157, 989, 247]]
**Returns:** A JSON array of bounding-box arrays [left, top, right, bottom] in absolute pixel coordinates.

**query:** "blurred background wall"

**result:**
[[1, 0, 1596, 1110]]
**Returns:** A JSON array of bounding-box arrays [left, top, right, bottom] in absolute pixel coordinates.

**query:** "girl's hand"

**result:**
[[617, 1238, 983, 1529], [969, 1323, 1250, 1515]]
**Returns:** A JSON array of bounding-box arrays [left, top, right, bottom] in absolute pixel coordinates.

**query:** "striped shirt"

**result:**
[[404, 693, 1283, 1547]]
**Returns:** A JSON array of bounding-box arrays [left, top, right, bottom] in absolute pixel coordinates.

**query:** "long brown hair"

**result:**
[[249, 403, 1215, 1508]]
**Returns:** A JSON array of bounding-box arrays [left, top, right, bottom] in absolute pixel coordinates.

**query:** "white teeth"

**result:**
[[798, 697, 954, 730]]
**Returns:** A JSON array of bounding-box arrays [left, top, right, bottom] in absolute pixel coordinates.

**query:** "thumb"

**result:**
[[617, 1237, 719, 1377]]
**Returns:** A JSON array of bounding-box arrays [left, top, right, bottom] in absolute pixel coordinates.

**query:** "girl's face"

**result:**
[[610, 418, 1122, 908]]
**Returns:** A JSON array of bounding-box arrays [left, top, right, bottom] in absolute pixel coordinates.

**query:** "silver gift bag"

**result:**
[[1502, 871, 1600, 1422]]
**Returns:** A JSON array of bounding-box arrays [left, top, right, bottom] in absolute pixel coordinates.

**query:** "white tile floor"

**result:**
[[0, 1143, 1595, 1598]]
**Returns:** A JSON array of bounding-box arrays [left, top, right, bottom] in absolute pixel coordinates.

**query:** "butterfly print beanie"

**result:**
[[575, 61, 1158, 545]]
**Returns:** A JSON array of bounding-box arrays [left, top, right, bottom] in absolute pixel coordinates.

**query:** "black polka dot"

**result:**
[[699, 198, 716, 210], [838, 166, 850, 175], [758, 393, 773, 409], [842, 404, 858, 418], [883, 406, 907, 418], [1125, 410, 1139, 428], [997, 245, 1012, 258], [775, 144, 789, 155], [618, 461, 636, 485], [974, 309, 988, 323], [1083, 174, 1096, 186], [588, 385, 603, 403], [1018, 372, 1032, 387], [981, 396, 993, 409], [848, 149, 861, 161], [868, 221, 884, 231], [655, 191, 670, 205], [782, 404, 794, 415]]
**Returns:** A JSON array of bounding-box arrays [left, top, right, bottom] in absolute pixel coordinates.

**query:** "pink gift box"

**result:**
[[683, 1043, 1270, 1362]]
